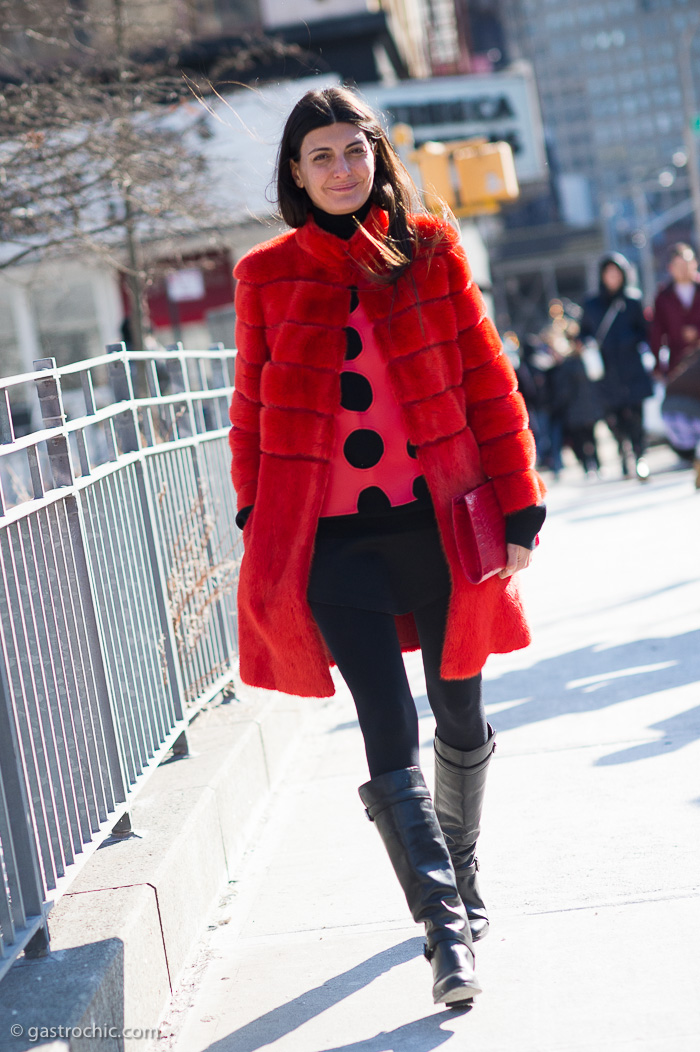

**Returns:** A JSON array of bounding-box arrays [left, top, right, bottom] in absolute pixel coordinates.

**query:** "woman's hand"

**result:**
[[681, 324, 699, 347], [498, 543, 533, 579]]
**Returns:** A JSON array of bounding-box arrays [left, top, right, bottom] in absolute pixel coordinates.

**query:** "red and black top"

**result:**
[[319, 283, 427, 518]]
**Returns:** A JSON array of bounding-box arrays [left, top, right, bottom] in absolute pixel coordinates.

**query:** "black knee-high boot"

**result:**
[[358, 767, 482, 1005], [434, 727, 496, 942]]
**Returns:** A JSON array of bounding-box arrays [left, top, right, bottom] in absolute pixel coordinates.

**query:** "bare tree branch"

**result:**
[[0, 0, 295, 347]]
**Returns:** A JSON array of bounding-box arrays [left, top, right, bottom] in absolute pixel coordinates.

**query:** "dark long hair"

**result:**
[[277, 86, 437, 281]]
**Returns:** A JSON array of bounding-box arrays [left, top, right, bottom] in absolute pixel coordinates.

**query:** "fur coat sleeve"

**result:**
[[444, 231, 542, 513], [228, 275, 267, 516]]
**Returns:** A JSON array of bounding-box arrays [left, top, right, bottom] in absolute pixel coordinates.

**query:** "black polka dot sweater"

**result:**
[[319, 281, 429, 519]]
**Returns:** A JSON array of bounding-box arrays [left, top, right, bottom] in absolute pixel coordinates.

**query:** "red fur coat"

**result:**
[[229, 208, 545, 698]]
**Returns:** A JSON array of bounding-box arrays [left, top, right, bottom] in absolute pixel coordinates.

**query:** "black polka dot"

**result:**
[[340, 372, 373, 411], [343, 429, 384, 469], [349, 286, 359, 312], [412, 475, 429, 500], [345, 327, 362, 360], [407, 441, 418, 459], [357, 487, 392, 513]]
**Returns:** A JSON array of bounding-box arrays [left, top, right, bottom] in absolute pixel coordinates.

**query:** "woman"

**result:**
[[229, 87, 545, 1006], [650, 243, 700, 378], [580, 254, 653, 479]]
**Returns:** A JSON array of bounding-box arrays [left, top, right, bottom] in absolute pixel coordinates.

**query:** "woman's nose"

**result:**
[[332, 155, 351, 177]]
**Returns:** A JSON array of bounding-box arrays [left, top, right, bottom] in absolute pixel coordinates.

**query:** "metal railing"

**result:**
[[0, 343, 241, 980]]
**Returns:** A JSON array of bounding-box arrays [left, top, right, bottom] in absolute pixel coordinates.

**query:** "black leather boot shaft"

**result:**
[[359, 767, 482, 1003], [434, 727, 496, 942]]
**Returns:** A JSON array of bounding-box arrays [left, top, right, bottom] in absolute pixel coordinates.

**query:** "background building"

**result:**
[[260, 0, 430, 79], [498, 0, 700, 292], [0, 0, 431, 84], [500, 0, 694, 195]]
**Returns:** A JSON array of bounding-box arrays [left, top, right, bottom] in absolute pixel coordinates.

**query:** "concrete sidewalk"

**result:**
[[164, 449, 700, 1052]]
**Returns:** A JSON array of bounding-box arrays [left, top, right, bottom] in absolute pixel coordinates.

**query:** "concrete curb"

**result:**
[[0, 690, 312, 1052]]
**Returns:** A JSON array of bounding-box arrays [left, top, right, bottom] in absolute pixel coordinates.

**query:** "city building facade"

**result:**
[[499, 0, 700, 272]]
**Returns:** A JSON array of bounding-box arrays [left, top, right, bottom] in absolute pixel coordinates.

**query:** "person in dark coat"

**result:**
[[519, 332, 563, 475], [549, 327, 603, 475], [650, 243, 700, 377], [580, 253, 653, 479]]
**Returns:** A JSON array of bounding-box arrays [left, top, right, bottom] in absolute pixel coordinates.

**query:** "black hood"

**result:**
[[598, 252, 636, 297]]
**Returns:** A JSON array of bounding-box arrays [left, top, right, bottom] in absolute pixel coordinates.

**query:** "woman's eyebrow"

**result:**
[[307, 138, 365, 155]]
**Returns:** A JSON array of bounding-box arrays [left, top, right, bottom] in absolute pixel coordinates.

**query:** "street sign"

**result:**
[[367, 66, 548, 184], [691, 114, 700, 134]]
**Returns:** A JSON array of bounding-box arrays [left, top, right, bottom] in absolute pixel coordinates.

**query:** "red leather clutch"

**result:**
[[451, 481, 507, 585]]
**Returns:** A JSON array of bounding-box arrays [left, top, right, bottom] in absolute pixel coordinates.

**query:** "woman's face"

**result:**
[[290, 122, 375, 215], [669, 253, 697, 283], [601, 263, 624, 294]]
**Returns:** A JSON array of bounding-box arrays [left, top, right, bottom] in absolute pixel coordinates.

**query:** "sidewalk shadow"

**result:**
[[412, 629, 700, 762], [202, 937, 442, 1052], [594, 704, 700, 764], [313, 1009, 471, 1051]]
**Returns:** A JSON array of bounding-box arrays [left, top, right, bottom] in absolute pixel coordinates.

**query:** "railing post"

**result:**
[[107, 345, 140, 454], [23, 925, 50, 959], [0, 392, 14, 515], [0, 391, 15, 446], [33, 358, 73, 490], [0, 654, 48, 957], [165, 344, 193, 439], [171, 730, 189, 757], [110, 811, 132, 838]]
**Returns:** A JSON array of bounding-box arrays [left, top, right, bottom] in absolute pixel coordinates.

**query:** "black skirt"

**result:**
[[307, 501, 452, 615]]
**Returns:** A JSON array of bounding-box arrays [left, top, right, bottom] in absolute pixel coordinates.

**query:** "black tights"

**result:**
[[309, 592, 487, 778], [605, 404, 645, 461]]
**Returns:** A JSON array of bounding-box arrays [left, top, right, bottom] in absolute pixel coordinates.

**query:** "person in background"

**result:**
[[660, 344, 700, 489], [580, 254, 653, 480], [120, 316, 134, 351], [650, 243, 700, 378], [549, 324, 602, 477], [502, 331, 541, 452], [519, 331, 563, 476]]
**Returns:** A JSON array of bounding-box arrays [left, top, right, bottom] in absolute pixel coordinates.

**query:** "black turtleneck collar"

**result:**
[[310, 198, 373, 240]]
